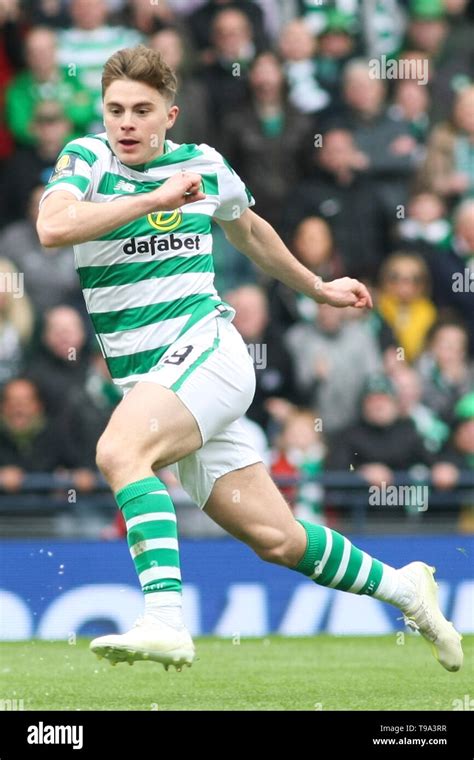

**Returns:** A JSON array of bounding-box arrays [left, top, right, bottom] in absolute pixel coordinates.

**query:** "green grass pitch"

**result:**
[[1, 635, 472, 711]]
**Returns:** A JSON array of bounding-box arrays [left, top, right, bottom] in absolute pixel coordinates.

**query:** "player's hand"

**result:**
[[152, 172, 206, 210], [319, 277, 373, 309]]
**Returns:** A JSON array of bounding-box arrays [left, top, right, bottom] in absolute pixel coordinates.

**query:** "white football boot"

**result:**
[[397, 562, 463, 672], [90, 617, 195, 670]]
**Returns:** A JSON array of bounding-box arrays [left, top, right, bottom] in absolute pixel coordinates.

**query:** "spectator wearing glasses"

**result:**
[[377, 252, 437, 363]]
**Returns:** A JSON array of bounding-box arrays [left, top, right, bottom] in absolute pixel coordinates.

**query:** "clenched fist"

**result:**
[[151, 171, 206, 211]]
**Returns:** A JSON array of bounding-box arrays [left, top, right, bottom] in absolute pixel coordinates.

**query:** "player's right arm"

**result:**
[[37, 171, 205, 247]]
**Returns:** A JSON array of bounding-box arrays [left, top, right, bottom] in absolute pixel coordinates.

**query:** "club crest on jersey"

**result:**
[[147, 210, 182, 232]]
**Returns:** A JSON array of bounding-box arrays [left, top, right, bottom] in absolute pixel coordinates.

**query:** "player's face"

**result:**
[[103, 79, 179, 166]]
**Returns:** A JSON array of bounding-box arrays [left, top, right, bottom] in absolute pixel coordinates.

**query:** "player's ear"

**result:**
[[167, 105, 179, 129]]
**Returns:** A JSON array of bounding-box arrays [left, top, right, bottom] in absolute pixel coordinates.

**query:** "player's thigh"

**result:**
[[99, 381, 202, 467], [204, 462, 303, 557]]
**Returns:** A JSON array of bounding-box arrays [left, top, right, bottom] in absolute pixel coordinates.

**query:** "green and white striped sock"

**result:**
[[295, 520, 400, 601], [115, 477, 184, 625]]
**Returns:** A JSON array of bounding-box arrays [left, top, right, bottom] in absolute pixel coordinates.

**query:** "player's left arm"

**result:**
[[214, 208, 373, 309]]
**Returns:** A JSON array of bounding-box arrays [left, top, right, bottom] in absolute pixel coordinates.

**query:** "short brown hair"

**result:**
[[102, 44, 177, 102]]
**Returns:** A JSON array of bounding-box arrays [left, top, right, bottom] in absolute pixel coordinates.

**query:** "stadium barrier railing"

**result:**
[[0, 471, 472, 535]]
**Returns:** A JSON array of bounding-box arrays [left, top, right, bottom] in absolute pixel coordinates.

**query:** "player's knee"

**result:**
[[95, 435, 135, 481]]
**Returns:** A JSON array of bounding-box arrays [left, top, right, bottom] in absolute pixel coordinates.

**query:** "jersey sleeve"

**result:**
[[213, 154, 255, 221], [39, 140, 97, 205]]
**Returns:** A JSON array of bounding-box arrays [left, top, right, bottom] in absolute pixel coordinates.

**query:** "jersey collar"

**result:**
[[120, 139, 169, 173], [123, 141, 202, 173]]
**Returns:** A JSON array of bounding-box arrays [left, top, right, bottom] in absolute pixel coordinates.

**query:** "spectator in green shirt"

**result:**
[[5, 25, 95, 147]]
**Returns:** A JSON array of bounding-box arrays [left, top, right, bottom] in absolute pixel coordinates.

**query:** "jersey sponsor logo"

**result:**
[[147, 210, 182, 232], [48, 153, 77, 183], [122, 234, 201, 255]]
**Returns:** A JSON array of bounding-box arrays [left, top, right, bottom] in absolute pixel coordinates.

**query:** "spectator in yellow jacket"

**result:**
[[378, 252, 437, 363]]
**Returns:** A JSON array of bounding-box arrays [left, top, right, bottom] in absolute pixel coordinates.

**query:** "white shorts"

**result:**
[[117, 314, 262, 507]]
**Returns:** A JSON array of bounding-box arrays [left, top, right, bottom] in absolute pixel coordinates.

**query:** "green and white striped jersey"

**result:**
[[40, 134, 255, 384]]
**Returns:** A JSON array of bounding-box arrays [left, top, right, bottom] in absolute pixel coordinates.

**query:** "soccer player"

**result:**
[[37, 45, 462, 673]]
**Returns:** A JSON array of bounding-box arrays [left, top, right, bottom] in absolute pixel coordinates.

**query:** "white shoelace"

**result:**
[[404, 602, 438, 641]]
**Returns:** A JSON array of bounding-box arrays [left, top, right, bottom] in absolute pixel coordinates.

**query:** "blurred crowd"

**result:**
[[0, 0, 473, 529]]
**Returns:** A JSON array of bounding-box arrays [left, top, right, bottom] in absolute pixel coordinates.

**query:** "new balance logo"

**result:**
[[123, 234, 201, 255], [114, 179, 136, 193], [27, 722, 83, 750]]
